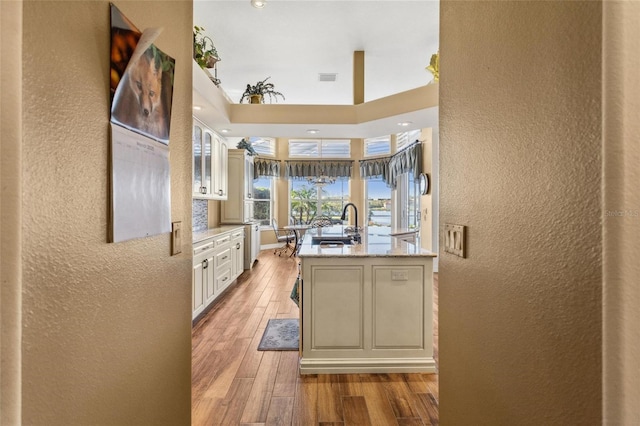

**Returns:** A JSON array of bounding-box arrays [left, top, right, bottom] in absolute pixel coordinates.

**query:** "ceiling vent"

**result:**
[[318, 73, 337, 82]]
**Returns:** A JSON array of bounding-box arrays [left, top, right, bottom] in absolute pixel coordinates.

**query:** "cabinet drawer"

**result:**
[[215, 268, 232, 293], [231, 230, 244, 239], [215, 235, 231, 247], [193, 241, 214, 256], [215, 247, 232, 269]]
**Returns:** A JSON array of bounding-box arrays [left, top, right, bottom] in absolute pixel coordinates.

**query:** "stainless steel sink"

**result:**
[[311, 236, 354, 246]]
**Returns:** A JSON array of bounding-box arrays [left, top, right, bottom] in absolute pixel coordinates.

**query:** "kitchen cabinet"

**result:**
[[213, 233, 233, 296], [221, 149, 254, 224], [192, 240, 215, 318], [297, 226, 437, 374], [244, 222, 260, 269], [193, 118, 228, 199], [231, 229, 245, 278], [192, 226, 245, 320]]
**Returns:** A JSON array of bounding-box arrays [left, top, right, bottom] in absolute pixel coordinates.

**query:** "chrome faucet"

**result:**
[[341, 203, 360, 242]]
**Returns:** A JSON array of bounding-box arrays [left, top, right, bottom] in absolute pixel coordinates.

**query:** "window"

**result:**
[[253, 176, 274, 227], [395, 131, 421, 229], [396, 129, 420, 152], [395, 172, 420, 230], [366, 177, 392, 230], [289, 139, 351, 158], [250, 137, 275, 157], [364, 136, 391, 157], [290, 178, 348, 224]]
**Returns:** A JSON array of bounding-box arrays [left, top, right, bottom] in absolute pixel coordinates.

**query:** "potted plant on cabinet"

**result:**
[[193, 25, 220, 69], [239, 77, 285, 104], [426, 50, 439, 82], [236, 138, 258, 156]]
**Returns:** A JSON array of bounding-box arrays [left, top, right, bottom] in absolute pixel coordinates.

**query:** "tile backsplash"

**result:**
[[192, 200, 209, 232]]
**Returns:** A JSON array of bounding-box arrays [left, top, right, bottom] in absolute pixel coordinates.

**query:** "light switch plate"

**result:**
[[444, 224, 465, 258], [171, 221, 182, 256]]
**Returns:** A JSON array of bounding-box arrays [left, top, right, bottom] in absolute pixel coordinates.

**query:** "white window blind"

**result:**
[[321, 140, 350, 158], [364, 136, 391, 157], [396, 129, 421, 152], [250, 137, 276, 156], [289, 139, 351, 158], [289, 140, 319, 157]]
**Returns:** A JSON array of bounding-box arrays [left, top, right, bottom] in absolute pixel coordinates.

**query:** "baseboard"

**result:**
[[299, 356, 437, 375]]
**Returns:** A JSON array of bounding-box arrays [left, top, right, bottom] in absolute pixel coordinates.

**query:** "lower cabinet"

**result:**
[[299, 256, 436, 374], [192, 259, 206, 317], [232, 230, 244, 277], [192, 227, 246, 320]]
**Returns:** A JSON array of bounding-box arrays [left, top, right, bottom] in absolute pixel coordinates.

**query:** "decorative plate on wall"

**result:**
[[419, 172, 430, 195]]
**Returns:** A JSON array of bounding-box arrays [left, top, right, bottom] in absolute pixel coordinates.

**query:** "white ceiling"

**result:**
[[192, 0, 440, 136]]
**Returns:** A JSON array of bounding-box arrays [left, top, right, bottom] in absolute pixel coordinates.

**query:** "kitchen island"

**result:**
[[297, 226, 437, 374]]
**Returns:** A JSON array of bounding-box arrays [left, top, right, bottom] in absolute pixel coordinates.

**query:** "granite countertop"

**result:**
[[389, 228, 419, 236], [297, 226, 437, 258], [193, 224, 245, 244]]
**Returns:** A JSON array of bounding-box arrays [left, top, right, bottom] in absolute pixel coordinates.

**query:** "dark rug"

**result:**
[[257, 319, 299, 351]]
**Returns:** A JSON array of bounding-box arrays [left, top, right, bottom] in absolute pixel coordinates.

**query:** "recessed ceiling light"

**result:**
[[306, 129, 320, 134], [398, 121, 412, 127], [251, 0, 266, 8], [193, 105, 202, 111], [220, 129, 230, 133]]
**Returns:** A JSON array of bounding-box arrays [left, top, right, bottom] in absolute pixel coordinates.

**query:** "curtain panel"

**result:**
[[285, 160, 353, 179], [359, 141, 423, 188], [254, 158, 281, 178]]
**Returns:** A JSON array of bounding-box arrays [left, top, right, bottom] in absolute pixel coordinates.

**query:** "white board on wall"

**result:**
[[110, 124, 171, 242]]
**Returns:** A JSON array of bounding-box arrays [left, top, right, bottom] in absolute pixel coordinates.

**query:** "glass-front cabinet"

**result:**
[[193, 118, 228, 200]]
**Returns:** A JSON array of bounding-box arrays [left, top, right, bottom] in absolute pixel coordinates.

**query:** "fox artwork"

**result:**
[[111, 46, 174, 144]]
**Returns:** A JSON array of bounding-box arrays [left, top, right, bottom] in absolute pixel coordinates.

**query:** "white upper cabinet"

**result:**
[[221, 149, 255, 224], [193, 118, 228, 200]]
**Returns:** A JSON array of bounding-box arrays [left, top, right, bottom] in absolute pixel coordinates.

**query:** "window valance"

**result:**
[[285, 160, 353, 179], [254, 158, 281, 178], [359, 141, 423, 188], [359, 156, 391, 182]]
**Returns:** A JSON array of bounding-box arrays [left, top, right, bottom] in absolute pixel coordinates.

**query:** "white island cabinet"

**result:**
[[297, 226, 437, 374]]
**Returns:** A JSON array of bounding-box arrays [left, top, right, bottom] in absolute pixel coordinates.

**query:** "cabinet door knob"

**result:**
[[203, 259, 208, 269], [248, 194, 252, 198], [236, 243, 241, 249], [218, 189, 223, 195]]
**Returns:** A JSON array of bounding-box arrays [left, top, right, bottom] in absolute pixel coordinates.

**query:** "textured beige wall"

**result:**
[[439, 2, 602, 424], [21, 1, 192, 424], [603, 2, 640, 424], [1, 0, 23, 423]]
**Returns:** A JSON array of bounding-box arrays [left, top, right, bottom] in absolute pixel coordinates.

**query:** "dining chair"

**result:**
[[272, 218, 296, 256]]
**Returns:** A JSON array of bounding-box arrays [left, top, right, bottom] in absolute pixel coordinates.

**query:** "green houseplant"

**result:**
[[193, 26, 220, 69], [236, 138, 257, 156], [426, 50, 439, 82], [239, 77, 285, 104]]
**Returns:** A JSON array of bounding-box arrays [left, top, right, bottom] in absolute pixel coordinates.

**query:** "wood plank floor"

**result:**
[[192, 250, 439, 425]]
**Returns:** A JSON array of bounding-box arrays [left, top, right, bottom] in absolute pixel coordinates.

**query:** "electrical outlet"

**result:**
[[444, 224, 465, 258], [171, 221, 182, 255]]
